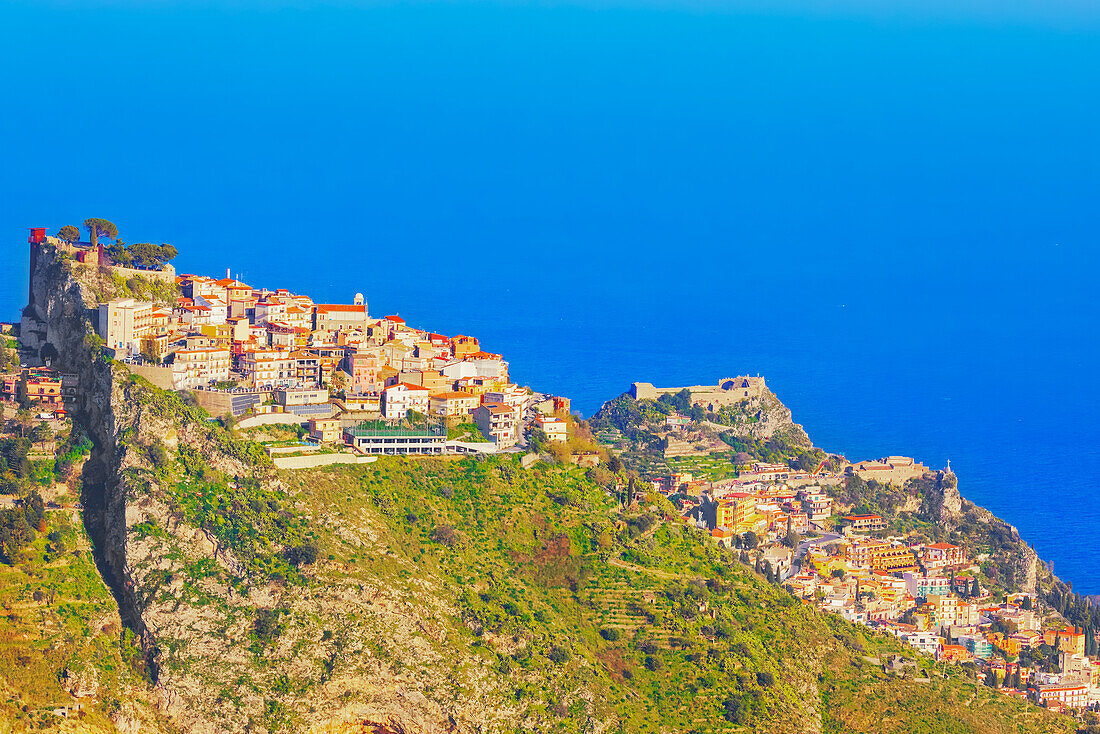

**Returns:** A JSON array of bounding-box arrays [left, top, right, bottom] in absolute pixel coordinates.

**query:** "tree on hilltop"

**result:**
[[129, 242, 164, 269], [83, 218, 118, 247], [57, 225, 80, 243], [105, 241, 132, 267]]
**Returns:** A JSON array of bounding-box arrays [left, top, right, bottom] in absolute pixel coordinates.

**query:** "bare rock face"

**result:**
[[918, 470, 962, 523], [938, 470, 963, 518], [738, 388, 812, 446], [63, 665, 100, 698]]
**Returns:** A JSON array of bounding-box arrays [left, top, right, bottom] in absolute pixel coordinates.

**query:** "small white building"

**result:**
[[382, 383, 431, 420], [533, 414, 567, 442]]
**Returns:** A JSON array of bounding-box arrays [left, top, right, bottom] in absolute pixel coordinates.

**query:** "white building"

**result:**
[[483, 385, 528, 418], [98, 298, 154, 353], [171, 347, 231, 388], [474, 402, 519, 447], [534, 414, 567, 442], [382, 383, 431, 420], [193, 294, 228, 324]]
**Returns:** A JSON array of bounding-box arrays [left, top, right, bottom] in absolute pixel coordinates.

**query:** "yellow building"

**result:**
[[429, 390, 480, 418], [308, 418, 342, 443], [717, 494, 757, 530]]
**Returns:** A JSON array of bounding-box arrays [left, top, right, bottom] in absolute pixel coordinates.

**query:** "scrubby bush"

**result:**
[[284, 543, 319, 567], [432, 525, 460, 547], [548, 646, 571, 664]]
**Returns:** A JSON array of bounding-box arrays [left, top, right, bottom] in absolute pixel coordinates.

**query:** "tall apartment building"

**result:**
[[98, 298, 154, 353]]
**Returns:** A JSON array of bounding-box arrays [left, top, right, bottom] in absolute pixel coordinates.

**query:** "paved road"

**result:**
[[785, 532, 842, 579]]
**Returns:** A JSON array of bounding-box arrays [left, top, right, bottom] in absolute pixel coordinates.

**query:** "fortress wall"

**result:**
[[108, 262, 177, 283], [272, 453, 377, 470], [236, 413, 304, 429], [631, 376, 768, 406], [129, 364, 174, 390]]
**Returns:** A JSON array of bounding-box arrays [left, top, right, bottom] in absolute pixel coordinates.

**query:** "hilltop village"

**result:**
[[13, 226, 573, 466], [2, 222, 1098, 730]]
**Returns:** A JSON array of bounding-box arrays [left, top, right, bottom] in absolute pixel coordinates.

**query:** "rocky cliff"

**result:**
[[590, 386, 812, 457], [20, 242, 501, 732]]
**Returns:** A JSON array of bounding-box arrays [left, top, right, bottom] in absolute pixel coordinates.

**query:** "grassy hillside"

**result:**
[[264, 457, 1072, 733], [0, 371, 1079, 732]]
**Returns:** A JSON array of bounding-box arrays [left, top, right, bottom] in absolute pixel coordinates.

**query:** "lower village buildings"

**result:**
[[661, 463, 1100, 715]]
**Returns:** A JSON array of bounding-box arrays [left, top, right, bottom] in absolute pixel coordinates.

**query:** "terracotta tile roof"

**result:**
[[387, 383, 430, 392], [317, 304, 368, 314]]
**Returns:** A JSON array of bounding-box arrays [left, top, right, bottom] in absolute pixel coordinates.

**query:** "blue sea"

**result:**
[[2, 1, 1099, 588]]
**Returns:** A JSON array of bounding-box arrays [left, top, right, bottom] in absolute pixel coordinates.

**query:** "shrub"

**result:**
[[431, 525, 460, 547], [723, 697, 744, 723], [284, 543, 319, 567], [600, 628, 621, 642], [548, 646, 571, 664], [254, 608, 286, 644]]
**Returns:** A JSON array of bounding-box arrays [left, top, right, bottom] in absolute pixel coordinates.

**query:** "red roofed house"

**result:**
[[382, 382, 430, 420], [842, 514, 887, 532], [921, 542, 965, 569], [473, 402, 519, 447], [429, 391, 480, 418], [314, 304, 370, 334]]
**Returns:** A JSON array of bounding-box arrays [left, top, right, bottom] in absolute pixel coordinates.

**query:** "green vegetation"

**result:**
[[83, 217, 118, 247], [0, 422, 90, 496], [0, 492, 45, 563], [94, 270, 180, 305], [261, 457, 1071, 733], [447, 421, 489, 442], [0, 507, 152, 728], [0, 361, 1074, 731], [56, 224, 81, 243], [104, 241, 178, 271], [0, 334, 19, 372], [589, 391, 820, 482]]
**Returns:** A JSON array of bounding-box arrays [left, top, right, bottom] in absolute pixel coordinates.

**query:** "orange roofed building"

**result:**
[[451, 334, 480, 359], [313, 304, 370, 334], [429, 391, 480, 418]]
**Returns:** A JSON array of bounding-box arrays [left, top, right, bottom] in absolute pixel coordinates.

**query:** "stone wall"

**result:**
[[271, 453, 377, 470], [237, 413, 305, 430], [631, 376, 767, 408], [129, 364, 174, 390], [107, 262, 177, 284]]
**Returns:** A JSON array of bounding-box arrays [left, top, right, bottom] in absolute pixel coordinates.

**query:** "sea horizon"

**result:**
[[3, 0, 1098, 592]]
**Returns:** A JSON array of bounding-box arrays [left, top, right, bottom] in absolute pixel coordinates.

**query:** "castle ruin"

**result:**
[[630, 376, 767, 410]]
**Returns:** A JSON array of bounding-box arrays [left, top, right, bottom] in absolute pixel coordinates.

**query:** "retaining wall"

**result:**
[[273, 454, 377, 470]]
